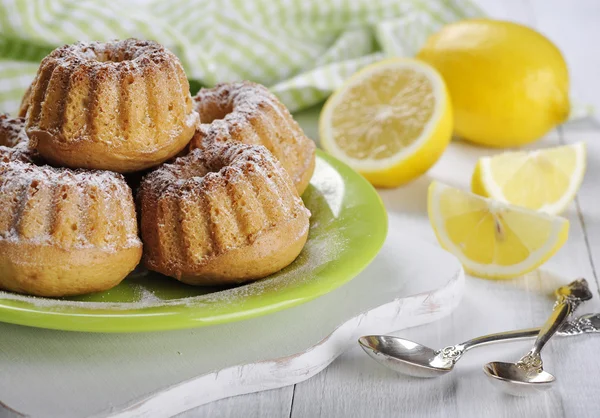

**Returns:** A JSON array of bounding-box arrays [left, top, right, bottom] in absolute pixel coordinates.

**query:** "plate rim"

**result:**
[[0, 150, 388, 332]]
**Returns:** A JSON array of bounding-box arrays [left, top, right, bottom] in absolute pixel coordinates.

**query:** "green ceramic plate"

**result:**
[[0, 151, 387, 332]]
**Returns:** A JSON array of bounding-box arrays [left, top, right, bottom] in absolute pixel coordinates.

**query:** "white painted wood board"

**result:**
[[0, 214, 464, 418]]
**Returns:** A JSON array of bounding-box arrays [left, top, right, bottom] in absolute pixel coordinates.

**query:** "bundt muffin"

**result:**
[[138, 141, 310, 285], [0, 159, 142, 297], [191, 82, 316, 194], [0, 113, 38, 163], [26, 39, 200, 173]]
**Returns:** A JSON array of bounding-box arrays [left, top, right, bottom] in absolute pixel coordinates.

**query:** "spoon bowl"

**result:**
[[358, 335, 453, 378], [483, 361, 555, 396]]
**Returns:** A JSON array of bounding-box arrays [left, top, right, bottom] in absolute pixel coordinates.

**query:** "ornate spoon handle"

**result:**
[[518, 279, 591, 372], [558, 313, 600, 335], [437, 314, 600, 364], [437, 280, 593, 365]]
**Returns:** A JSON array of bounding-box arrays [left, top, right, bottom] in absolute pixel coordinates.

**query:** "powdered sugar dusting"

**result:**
[[0, 158, 350, 313], [0, 159, 141, 251], [26, 39, 199, 169], [138, 139, 306, 277], [42, 39, 179, 72], [0, 113, 28, 148], [0, 222, 346, 311], [0, 114, 38, 163], [192, 81, 303, 148], [190, 81, 316, 193]]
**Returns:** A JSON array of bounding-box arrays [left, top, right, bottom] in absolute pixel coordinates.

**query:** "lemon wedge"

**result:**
[[319, 58, 453, 188], [428, 181, 569, 279], [472, 142, 586, 215]]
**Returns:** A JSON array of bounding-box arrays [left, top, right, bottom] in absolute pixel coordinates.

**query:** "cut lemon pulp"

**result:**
[[472, 142, 586, 214], [319, 58, 452, 188], [428, 181, 569, 279]]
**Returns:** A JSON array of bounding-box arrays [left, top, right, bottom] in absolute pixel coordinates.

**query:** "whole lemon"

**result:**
[[417, 19, 569, 147]]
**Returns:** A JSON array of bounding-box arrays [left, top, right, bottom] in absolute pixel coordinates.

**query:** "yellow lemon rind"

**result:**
[[417, 19, 570, 147], [471, 142, 586, 215]]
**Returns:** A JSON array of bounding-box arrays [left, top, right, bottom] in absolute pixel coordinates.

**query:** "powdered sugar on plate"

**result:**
[[0, 218, 347, 311], [0, 157, 352, 313]]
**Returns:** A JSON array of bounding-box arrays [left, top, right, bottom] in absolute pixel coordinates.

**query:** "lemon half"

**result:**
[[472, 142, 586, 214], [429, 181, 569, 279], [319, 58, 452, 188]]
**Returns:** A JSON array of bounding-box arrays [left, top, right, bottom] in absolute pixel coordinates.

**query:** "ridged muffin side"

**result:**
[[26, 39, 199, 173], [138, 142, 310, 285], [0, 159, 142, 296], [191, 82, 316, 194]]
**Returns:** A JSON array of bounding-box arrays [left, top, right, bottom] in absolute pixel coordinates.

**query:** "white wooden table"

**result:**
[[181, 1, 600, 417]]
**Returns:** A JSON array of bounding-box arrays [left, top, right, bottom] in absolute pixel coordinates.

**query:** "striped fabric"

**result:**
[[0, 0, 482, 114]]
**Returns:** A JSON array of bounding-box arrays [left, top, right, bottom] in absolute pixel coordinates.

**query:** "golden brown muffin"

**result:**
[[191, 82, 316, 194], [26, 39, 200, 173], [138, 141, 310, 285], [0, 157, 142, 297]]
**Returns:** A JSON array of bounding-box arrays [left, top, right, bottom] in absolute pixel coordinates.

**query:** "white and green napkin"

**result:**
[[0, 0, 481, 114]]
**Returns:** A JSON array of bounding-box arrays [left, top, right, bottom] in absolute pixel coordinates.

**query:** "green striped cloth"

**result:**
[[0, 0, 482, 115]]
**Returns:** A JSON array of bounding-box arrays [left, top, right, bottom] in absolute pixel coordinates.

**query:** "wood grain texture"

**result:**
[[173, 389, 292, 418]]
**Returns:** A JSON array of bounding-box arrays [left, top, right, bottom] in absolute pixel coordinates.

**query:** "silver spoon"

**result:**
[[484, 278, 592, 396], [359, 312, 599, 378], [359, 280, 594, 379]]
